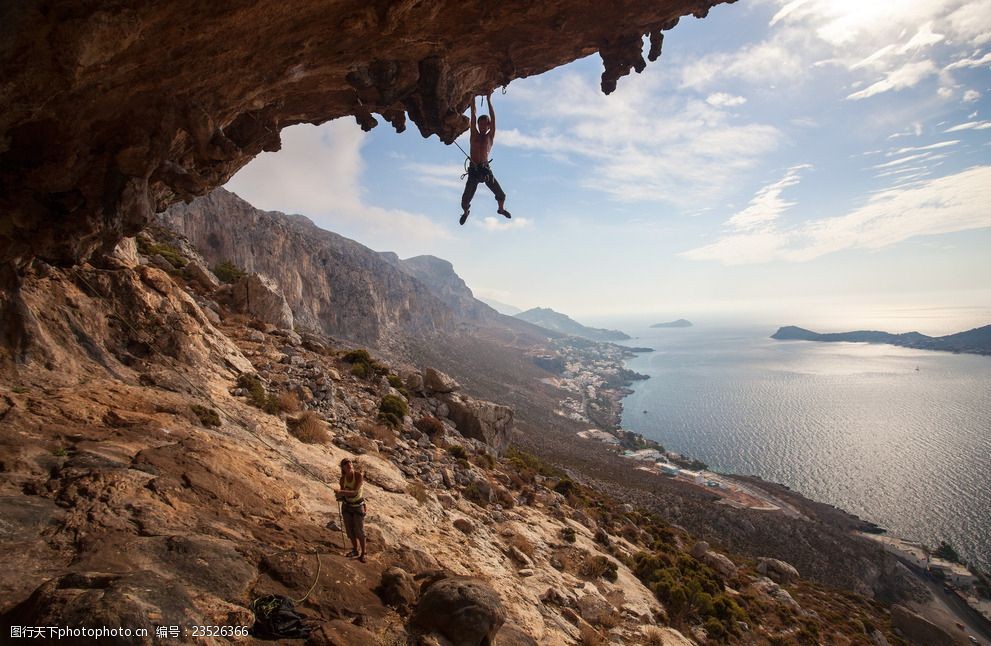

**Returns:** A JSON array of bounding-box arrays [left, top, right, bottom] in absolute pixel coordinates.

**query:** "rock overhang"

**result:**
[[0, 0, 734, 267]]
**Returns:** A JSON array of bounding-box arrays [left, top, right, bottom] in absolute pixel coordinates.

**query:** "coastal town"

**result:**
[[538, 334, 991, 642]]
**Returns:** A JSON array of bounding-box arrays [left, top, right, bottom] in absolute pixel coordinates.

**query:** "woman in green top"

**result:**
[[335, 458, 366, 562]]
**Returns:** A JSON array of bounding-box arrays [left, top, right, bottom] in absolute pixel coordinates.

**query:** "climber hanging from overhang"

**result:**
[[457, 92, 512, 226]]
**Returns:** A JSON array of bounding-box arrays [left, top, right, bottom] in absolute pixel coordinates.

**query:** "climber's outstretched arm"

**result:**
[[470, 97, 477, 134], [486, 92, 495, 135]]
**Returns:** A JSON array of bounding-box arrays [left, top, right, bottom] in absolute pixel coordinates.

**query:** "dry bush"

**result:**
[[508, 533, 536, 559], [289, 411, 329, 444], [360, 420, 397, 447], [278, 391, 301, 414], [579, 624, 607, 646], [640, 626, 669, 645], [407, 482, 429, 505], [581, 554, 619, 582]]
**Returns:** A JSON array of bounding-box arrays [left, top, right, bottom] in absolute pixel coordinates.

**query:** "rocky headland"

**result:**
[[772, 325, 991, 356]]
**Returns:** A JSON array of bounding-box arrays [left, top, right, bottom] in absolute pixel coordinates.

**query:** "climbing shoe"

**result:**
[[459, 211, 469, 225], [498, 208, 512, 219]]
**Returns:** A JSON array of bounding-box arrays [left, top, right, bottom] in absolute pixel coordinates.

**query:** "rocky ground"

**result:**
[[0, 235, 918, 644]]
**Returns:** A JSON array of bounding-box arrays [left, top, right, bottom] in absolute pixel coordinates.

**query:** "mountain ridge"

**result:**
[[772, 324, 991, 356], [514, 307, 631, 342]]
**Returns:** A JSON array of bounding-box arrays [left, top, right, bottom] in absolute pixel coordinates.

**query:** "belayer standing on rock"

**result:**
[[335, 458, 367, 563], [460, 92, 511, 225]]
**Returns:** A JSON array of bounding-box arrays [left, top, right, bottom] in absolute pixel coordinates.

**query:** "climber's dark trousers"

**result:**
[[461, 163, 506, 211]]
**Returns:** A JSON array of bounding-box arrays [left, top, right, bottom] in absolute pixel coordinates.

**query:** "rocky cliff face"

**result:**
[[159, 189, 453, 349], [0, 0, 732, 268], [385, 253, 497, 322]]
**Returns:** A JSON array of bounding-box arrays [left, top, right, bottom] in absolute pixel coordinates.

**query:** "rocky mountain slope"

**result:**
[[0, 229, 912, 645], [0, 0, 732, 268], [160, 189, 455, 349], [515, 307, 631, 342]]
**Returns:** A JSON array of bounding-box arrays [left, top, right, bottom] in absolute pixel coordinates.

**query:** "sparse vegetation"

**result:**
[[934, 540, 961, 563], [137, 238, 187, 269], [473, 452, 496, 469], [415, 415, 446, 438], [52, 445, 68, 457], [387, 374, 403, 389], [236, 374, 280, 414], [447, 445, 468, 460], [561, 526, 577, 544], [213, 260, 246, 283], [190, 404, 221, 427], [288, 411, 329, 444], [407, 482, 429, 505], [378, 394, 408, 428], [581, 554, 618, 582], [350, 362, 370, 379], [360, 420, 397, 447], [277, 391, 301, 414]]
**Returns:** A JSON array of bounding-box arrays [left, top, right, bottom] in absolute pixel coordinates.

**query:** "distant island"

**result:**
[[771, 324, 991, 356], [515, 307, 630, 342], [651, 319, 692, 328]]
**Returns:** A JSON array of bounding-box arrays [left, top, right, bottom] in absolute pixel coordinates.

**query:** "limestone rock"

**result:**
[[890, 604, 955, 646], [183, 260, 221, 290], [752, 577, 800, 610], [231, 273, 294, 330], [411, 576, 506, 645], [375, 567, 417, 616], [691, 541, 709, 559], [424, 368, 461, 394], [440, 393, 513, 455], [703, 550, 738, 579], [454, 518, 475, 535], [1, 1, 730, 267], [756, 557, 800, 585]]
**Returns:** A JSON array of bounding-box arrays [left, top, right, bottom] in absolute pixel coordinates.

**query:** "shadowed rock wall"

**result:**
[[0, 0, 732, 267]]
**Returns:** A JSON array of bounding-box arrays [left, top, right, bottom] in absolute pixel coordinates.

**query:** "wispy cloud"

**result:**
[[682, 165, 991, 265], [500, 73, 781, 209], [847, 60, 937, 100], [944, 51, 991, 70], [404, 162, 466, 190], [478, 216, 532, 232], [726, 165, 812, 231], [706, 93, 748, 107], [943, 120, 991, 132], [889, 140, 959, 155]]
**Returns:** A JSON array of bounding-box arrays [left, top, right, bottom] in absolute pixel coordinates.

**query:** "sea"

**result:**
[[615, 323, 991, 573]]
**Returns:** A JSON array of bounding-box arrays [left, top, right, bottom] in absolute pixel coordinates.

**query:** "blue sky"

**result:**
[[226, 0, 991, 333]]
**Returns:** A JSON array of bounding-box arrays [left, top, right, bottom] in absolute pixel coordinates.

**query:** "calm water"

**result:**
[[618, 325, 991, 572]]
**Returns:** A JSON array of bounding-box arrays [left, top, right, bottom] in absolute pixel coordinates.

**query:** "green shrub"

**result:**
[[582, 555, 618, 582], [190, 404, 221, 427], [561, 526, 577, 544], [553, 477, 578, 497], [474, 452, 496, 469], [342, 348, 373, 364], [387, 374, 403, 389], [213, 260, 246, 284], [415, 415, 446, 436], [447, 445, 468, 460], [237, 374, 267, 408], [378, 394, 408, 428], [137, 239, 187, 269], [350, 362, 370, 379]]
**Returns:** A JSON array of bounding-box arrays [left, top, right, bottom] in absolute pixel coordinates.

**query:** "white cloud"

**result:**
[[706, 93, 748, 107], [225, 121, 450, 247], [680, 40, 803, 90], [963, 89, 982, 101], [726, 165, 812, 231], [847, 60, 937, 100], [944, 51, 991, 70], [682, 165, 991, 265], [889, 140, 959, 155], [478, 216, 532, 232], [499, 73, 782, 209], [943, 120, 991, 132]]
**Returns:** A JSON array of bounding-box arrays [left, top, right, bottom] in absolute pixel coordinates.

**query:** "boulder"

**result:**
[[440, 393, 513, 455], [752, 577, 800, 610], [690, 541, 709, 559], [404, 371, 425, 393], [756, 557, 800, 585], [453, 518, 475, 535], [411, 576, 506, 645], [375, 567, 417, 616], [183, 260, 220, 290], [424, 368, 461, 394], [231, 273, 294, 330], [703, 550, 738, 579], [890, 605, 955, 646]]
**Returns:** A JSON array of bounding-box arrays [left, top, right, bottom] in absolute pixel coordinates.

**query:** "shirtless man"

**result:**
[[460, 92, 511, 225]]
